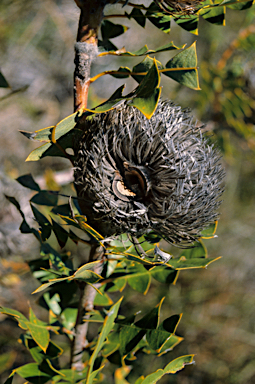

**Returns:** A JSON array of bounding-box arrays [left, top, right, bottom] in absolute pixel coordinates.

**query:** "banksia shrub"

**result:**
[[74, 100, 224, 245]]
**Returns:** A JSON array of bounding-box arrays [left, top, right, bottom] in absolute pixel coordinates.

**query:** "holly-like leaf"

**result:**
[[101, 42, 184, 57], [0, 70, 9, 88], [173, 14, 199, 34], [140, 355, 194, 383], [16, 174, 41, 191], [128, 8, 146, 27], [164, 42, 200, 90], [86, 299, 122, 384], [30, 190, 58, 206], [129, 58, 161, 118], [132, 56, 163, 83], [101, 20, 128, 40], [200, 0, 226, 25], [145, 2, 171, 33]]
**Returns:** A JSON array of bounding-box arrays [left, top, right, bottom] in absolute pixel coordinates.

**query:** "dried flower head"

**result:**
[[74, 100, 224, 246], [154, 0, 204, 15]]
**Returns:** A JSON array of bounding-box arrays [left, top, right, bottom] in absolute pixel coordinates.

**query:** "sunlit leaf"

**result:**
[[164, 42, 200, 90]]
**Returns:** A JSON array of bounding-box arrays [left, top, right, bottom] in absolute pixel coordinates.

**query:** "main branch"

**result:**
[[71, 0, 106, 371]]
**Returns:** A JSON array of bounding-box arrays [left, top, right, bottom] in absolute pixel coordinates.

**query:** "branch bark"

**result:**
[[71, 0, 106, 371], [71, 245, 105, 370], [73, 0, 105, 111]]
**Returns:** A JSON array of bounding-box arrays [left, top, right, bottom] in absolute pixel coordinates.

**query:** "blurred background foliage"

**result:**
[[0, 0, 255, 383]]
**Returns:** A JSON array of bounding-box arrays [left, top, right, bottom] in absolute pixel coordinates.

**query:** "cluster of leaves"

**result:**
[[1, 171, 219, 383]]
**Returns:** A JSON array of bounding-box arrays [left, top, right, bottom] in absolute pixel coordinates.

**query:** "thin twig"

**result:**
[[71, 244, 105, 371]]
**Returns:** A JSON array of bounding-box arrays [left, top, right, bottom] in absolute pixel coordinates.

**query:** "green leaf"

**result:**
[[225, 0, 254, 10], [14, 363, 52, 384], [128, 8, 146, 27], [30, 190, 58, 206], [164, 42, 200, 90], [52, 368, 88, 383], [126, 263, 151, 294], [173, 14, 199, 34], [200, 0, 225, 25], [129, 58, 161, 119], [179, 240, 207, 259], [141, 355, 194, 383], [51, 219, 69, 248], [73, 260, 103, 283], [111, 66, 132, 79], [119, 326, 146, 356], [0, 307, 28, 330], [201, 221, 218, 239], [16, 174, 41, 191], [25, 129, 82, 161], [31, 205, 52, 242], [145, 2, 171, 33], [0, 70, 9, 87], [132, 56, 163, 83], [101, 20, 128, 40], [163, 354, 194, 373], [165, 256, 221, 269], [87, 298, 122, 383], [106, 42, 184, 57]]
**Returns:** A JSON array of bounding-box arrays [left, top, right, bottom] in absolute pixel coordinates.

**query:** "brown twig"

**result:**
[[73, 0, 105, 111], [71, 0, 106, 371], [71, 244, 105, 370]]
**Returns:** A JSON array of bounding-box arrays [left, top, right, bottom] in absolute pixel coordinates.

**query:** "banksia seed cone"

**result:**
[[155, 0, 203, 14], [74, 100, 224, 245]]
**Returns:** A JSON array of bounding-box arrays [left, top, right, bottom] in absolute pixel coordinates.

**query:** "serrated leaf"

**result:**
[[0, 307, 28, 330], [101, 20, 128, 40], [27, 323, 50, 353], [163, 354, 194, 373], [14, 363, 52, 384], [164, 42, 200, 90], [126, 263, 151, 294], [141, 355, 194, 383], [165, 256, 221, 269], [52, 368, 88, 383], [132, 56, 163, 83], [145, 2, 171, 33], [201, 221, 218, 239], [128, 8, 146, 27], [74, 215, 104, 244], [129, 59, 161, 118], [51, 219, 69, 248], [104, 42, 184, 57], [25, 129, 81, 161], [30, 190, 58, 206], [73, 260, 103, 282], [16, 174, 40, 191], [111, 67, 132, 79], [174, 14, 199, 34], [225, 0, 254, 10], [200, 0, 225, 25], [0, 70, 9, 87], [87, 298, 122, 384], [179, 240, 207, 259]]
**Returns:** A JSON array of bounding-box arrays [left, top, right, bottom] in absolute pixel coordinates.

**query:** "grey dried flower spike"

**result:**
[[74, 100, 225, 246]]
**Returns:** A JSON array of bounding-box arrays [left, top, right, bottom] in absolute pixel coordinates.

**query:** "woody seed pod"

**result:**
[[74, 100, 224, 245]]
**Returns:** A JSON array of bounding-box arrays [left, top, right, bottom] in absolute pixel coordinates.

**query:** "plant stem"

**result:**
[[71, 244, 105, 370], [71, 0, 106, 371], [73, 0, 105, 111]]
